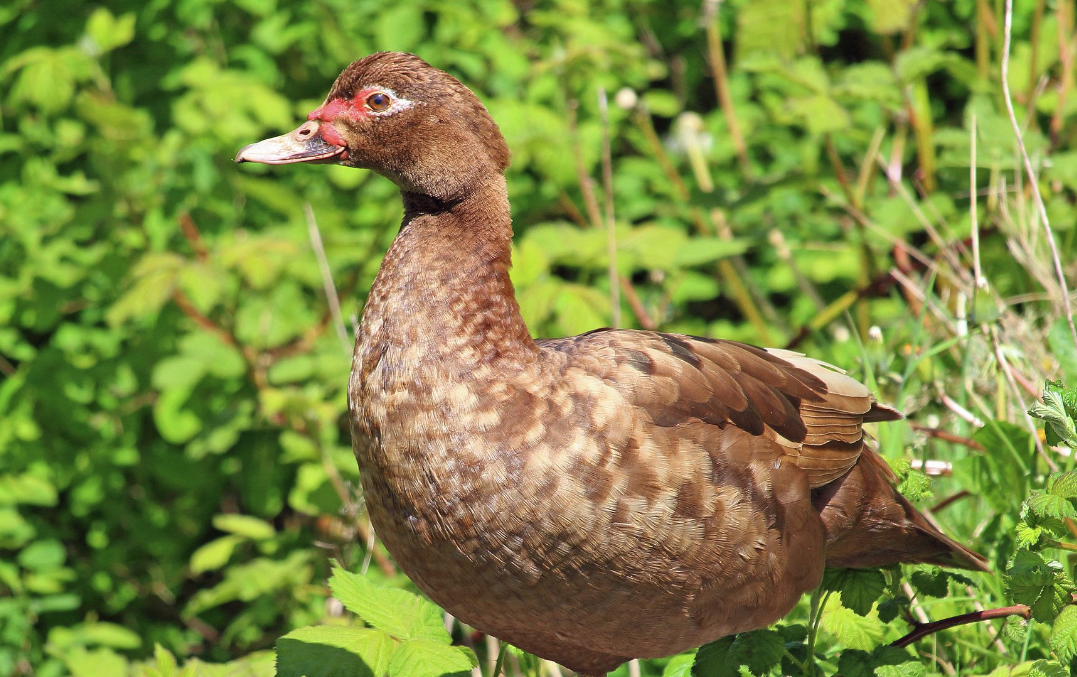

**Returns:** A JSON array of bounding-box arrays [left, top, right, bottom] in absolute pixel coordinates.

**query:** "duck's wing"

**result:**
[[539, 328, 902, 489]]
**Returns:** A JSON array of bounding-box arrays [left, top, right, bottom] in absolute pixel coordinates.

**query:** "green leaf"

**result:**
[[865, 0, 917, 34], [1029, 384, 1077, 448], [46, 621, 142, 650], [692, 630, 783, 677], [386, 639, 476, 677], [1047, 470, 1077, 499], [909, 567, 951, 598], [821, 605, 885, 650], [692, 636, 738, 677], [212, 514, 275, 540], [1029, 660, 1069, 677], [0, 473, 58, 506], [1050, 605, 1077, 663], [838, 647, 921, 677], [1005, 551, 1074, 622], [85, 8, 136, 54], [276, 626, 395, 677], [17, 538, 65, 570], [662, 650, 697, 677], [61, 647, 129, 677], [825, 568, 886, 616], [1003, 615, 1029, 643], [189, 535, 244, 575], [1027, 491, 1077, 520], [672, 238, 750, 268], [329, 566, 450, 643]]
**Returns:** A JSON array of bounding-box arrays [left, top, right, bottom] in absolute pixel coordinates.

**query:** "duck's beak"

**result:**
[[235, 120, 345, 165]]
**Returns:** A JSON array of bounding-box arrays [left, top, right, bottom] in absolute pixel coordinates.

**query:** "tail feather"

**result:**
[[814, 448, 989, 572]]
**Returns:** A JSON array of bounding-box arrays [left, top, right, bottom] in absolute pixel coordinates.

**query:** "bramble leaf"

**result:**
[[386, 640, 476, 677], [825, 568, 887, 616], [1050, 605, 1077, 663], [329, 566, 449, 643], [1005, 551, 1074, 622], [276, 626, 395, 677]]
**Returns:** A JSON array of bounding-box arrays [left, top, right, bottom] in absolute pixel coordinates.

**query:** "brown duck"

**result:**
[[237, 52, 987, 675]]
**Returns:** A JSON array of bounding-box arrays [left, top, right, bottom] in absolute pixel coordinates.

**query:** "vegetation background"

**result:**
[[4, 0, 1077, 675]]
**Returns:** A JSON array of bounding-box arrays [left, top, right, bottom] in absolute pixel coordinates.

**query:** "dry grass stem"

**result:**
[[1002, 0, 1077, 351], [303, 203, 351, 355]]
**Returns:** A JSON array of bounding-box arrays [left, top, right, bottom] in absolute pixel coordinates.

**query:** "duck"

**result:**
[[236, 52, 988, 675]]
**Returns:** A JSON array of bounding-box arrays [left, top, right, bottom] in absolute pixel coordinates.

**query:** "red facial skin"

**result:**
[[307, 87, 390, 154]]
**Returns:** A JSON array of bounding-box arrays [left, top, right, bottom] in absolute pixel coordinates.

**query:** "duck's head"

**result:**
[[236, 52, 510, 202]]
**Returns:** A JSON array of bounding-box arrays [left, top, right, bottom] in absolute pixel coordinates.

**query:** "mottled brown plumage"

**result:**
[[237, 52, 988, 675]]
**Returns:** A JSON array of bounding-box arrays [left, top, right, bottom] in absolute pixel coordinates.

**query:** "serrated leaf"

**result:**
[[1003, 615, 1029, 643], [876, 596, 906, 624], [822, 605, 884, 650], [692, 637, 738, 677], [1029, 659, 1069, 677], [386, 639, 475, 677], [276, 626, 394, 677], [1050, 605, 1077, 662], [1027, 492, 1077, 520], [910, 567, 949, 598], [212, 514, 275, 540], [329, 566, 449, 643], [1005, 551, 1075, 622], [837, 646, 917, 677], [692, 630, 783, 677], [1047, 470, 1077, 499], [826, 569, 887, 616], [1030, 382, 1077, 447], [1015, 522, 1047, 549], [875, 661, 926, 677]]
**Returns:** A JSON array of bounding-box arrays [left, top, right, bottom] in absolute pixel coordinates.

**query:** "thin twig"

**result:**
[[597, 88, 621, 328], [989, 328, 1057, 472], [703, 0, 752, 176], [304, 203, 351, 355], [891, 604, 1031, 648], [931, 490, 972, 513], [970, 115, 983, 293], [910, 422, 986, 451], [619, 274, 656, 330], [179, 213, 209, 262], [1002, 0, 1077, 352]]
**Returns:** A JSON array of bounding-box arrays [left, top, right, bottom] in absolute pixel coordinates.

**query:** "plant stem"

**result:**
[[891, 604, 1031, 648], [597, 87, 621, 328], [703, 0, 752, 177], [491, 641, 508, 677], [1002, 0, 1077, 353]]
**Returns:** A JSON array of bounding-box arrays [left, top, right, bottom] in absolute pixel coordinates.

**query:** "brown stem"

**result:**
[[171, 290, 235, 346], [179, 213, 209, 262], [619, 275, 656, 330], [891, 605, 1030, 648], [704, 0, 752, 176], [0, 354, 15, 377], [931, 490, 972, 513], [909, 423, 986, 451]]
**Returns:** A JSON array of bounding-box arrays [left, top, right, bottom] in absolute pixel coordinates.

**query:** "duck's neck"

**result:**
[[356, 175, 537, 385]]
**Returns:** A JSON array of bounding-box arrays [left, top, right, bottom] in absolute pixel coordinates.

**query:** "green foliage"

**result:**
[[276, 570, 475, 677], [4, 0, 1077, 675]]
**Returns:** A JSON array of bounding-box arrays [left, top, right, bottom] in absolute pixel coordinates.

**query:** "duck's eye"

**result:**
[[366, 92, 391, 112]]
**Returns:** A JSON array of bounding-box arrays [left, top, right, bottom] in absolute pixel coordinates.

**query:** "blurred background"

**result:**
[[2, 0, 1076, 675]]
